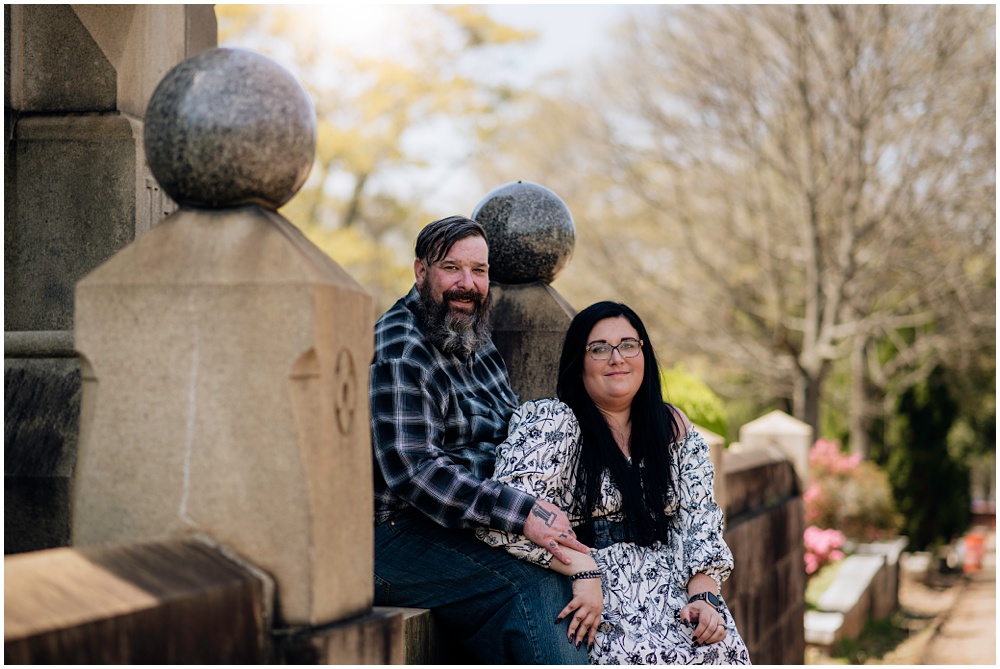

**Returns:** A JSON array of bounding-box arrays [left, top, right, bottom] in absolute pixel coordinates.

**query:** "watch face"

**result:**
[[691, 592, 719, 608]]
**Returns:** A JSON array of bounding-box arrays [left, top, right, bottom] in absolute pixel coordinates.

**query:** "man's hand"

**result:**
[[523, 499, 589, 564]]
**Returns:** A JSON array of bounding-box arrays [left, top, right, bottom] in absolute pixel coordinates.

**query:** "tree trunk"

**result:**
[[794, 370, 823, 439], [849, 339, 870, 457]]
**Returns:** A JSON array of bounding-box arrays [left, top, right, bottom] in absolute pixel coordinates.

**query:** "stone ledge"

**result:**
[[373, 606, 438, 664], [804, 611, 844, 646], [274, 608, 404, 664], [816, 554, 884, 613], [4, 536, 271, 663], [4, 330, 76, 358]]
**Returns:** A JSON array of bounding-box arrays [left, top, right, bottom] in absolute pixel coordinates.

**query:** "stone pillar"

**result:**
[[738, 410, 813, 490], [72, 48, 374, 628], [4, 4, 215, 555], [473, 181, 576, 401]]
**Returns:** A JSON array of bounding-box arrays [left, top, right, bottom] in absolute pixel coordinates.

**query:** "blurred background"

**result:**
[[218, 3, 995, 560]]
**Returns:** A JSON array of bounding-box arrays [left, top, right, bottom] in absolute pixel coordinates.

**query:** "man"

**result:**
[[370, 215, 590, 663]]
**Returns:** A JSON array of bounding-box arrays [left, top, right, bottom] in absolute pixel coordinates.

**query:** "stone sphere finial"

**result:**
[[472, 181, 575, 284], [144, 48, 316, 210]]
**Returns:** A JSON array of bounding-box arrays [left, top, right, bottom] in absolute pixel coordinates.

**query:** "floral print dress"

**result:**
[[477, 399, 751, 665]]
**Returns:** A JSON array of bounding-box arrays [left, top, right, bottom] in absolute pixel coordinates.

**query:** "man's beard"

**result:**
[[417, 283, 494, 357]]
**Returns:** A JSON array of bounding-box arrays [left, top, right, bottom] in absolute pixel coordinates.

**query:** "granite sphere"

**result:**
[[144, 48, 316, 210], [472, 181, 575, 284]]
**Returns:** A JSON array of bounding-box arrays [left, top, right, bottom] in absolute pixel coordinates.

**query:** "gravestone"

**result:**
[[473, 181, 576, 401], [73, 48, 374, 627], [739, 410, 813, 489]]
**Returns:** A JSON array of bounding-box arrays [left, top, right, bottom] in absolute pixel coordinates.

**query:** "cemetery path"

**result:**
[[807, 525, 995, 666], [919, 527, 995, 666]]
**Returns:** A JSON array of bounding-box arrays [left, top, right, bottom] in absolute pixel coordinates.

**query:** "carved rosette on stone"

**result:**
[[473, 181, 577, 401], [73, 48, 374, 627]]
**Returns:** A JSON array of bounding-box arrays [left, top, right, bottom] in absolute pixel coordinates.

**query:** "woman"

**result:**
[[477, 302, 751, 664]]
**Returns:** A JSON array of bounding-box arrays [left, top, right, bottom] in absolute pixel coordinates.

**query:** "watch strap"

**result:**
[[688, 591, 720, 609]]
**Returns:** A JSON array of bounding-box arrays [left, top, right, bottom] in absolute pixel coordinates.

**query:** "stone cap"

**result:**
[[472, 181, 575, 285], [144, 47, 316, 210], [739, 410, 812, 437]]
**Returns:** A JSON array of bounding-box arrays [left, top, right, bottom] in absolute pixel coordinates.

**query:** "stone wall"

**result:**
[[721, 444, 807, 665], [4, 537, 403, 664], [4, 4, 216, 556], [5, 444, 810, 665]]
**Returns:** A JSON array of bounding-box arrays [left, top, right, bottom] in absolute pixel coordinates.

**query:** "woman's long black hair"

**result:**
[[556, 301, 682, 546]]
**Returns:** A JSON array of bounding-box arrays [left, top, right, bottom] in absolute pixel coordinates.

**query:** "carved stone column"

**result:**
[[474, 181, 577, 401], [73, 48, 374, 628]]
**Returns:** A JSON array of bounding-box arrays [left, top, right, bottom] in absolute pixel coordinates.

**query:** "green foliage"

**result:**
[[830, 615, 909, 665], [818, 356, 852, 446], [885, 368, 971, 551], [659, 365, 728, 440], [804, 559, 844, 610], [942, 353, 996, 462]]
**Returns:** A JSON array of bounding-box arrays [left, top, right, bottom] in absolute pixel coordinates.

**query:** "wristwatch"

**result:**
[[688, 592, 720, 609]]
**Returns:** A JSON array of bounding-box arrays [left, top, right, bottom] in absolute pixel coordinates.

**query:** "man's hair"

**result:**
[[415, 215, 488, 265]]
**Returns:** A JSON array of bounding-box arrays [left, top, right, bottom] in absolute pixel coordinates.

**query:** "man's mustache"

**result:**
[[443, 288, 485, 306]]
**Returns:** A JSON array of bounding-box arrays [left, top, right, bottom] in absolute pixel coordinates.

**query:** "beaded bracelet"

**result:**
[[570, 569, 602, 581]]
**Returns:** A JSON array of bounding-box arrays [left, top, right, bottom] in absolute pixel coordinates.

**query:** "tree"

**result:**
[[562, 5, 995, 444], [886, 368, 971, 550], [217, 5, 537, 313]]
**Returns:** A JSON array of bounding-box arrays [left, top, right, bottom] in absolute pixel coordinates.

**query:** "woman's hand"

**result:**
[[556, 577, 603, 650], [680, 599, 728, 646]]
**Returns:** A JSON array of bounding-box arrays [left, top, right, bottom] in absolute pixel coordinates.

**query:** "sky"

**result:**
[[482, 4, 628, 80], [431, 4, 634, 209]]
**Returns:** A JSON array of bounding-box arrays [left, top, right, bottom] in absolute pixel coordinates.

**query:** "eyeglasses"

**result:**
[[585, 338, 643, 360]]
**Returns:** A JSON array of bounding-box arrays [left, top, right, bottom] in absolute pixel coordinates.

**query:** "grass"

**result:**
[[830, 615, 911, 664], [805, 559, 844, 610], [806, 613, 917, 665]]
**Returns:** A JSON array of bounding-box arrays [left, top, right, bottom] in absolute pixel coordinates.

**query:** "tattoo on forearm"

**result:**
[[532, 505, 557, 527]]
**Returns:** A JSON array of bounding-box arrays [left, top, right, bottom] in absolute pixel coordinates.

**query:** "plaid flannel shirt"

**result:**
[[370, 287, 535, 532]]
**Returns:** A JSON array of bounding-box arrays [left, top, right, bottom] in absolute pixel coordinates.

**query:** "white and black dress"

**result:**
[[477, 399, 751, 665]]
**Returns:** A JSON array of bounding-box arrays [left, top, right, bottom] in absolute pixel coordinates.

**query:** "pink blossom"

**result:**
[[804, 482, 822, 504], [804, 525, 846, 574], [809, 439, 860, 474], [805, 553, 819, 574]]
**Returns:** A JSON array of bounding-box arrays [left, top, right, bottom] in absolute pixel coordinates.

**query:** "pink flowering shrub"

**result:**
[[804, 526, 846, 574], [803, 438, 902, 574], [811, 438, 862, 474]]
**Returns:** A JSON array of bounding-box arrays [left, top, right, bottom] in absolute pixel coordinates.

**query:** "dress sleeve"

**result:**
[[673, 428, 734, 591], [475, 399, 582, 567]]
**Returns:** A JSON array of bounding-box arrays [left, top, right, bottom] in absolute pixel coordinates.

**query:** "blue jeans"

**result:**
[[374, 508, 589, 664]]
